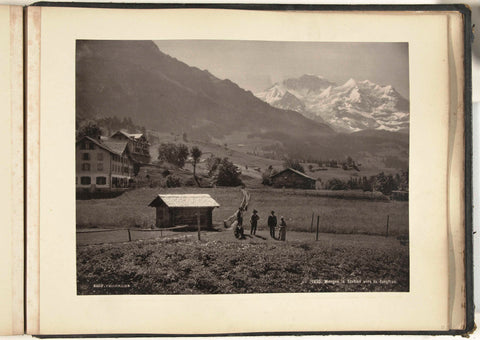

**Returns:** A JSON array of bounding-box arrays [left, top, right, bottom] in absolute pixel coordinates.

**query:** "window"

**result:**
[[80, 176, 91, 185], [88, 142, 95, 150], [97, 163, 103, 171], [82, 163, 90, 171], [79, 142, 86, 150], [96, 177, 106, 185], [82, 153, 90, 161], [97, 153, 103, 161]]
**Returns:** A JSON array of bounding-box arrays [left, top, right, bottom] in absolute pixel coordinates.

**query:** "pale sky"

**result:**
[[154, 40, 409, 99]]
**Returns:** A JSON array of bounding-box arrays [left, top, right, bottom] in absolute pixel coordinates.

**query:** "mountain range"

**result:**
[[256, 74, 409, 133], [76, 40, 408, 169], [76, 40, 333, 141]]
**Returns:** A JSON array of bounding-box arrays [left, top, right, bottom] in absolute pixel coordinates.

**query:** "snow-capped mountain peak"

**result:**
[[341, 78, 358, 88], [260, 84, 286, 103], [255, 74, 409, 133]]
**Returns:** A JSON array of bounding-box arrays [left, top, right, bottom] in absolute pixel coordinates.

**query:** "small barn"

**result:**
[[270, 168, 316, 189], [148, 194, 220, 229]]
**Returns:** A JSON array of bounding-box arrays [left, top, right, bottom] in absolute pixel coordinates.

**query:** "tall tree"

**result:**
[[157, 143, 189, 168], [77, 122, 102, 140], [190, 146, 202, 186]]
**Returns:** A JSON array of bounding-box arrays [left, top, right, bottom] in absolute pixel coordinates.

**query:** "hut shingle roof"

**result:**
[[148, 194, 220, 208], [270, 168, 316, 181]]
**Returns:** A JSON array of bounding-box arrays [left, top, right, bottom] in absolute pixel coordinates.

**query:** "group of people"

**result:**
[[234, 209, 287, 241]]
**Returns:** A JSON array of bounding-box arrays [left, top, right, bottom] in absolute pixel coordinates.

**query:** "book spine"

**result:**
[[446, 10, 468, 331], [26, 6, 41, 336], [0, 5, 24, 336], [10, 5, 24, 335]]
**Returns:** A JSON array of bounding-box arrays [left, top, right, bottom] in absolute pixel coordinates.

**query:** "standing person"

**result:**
[[250, 209, 259, 235], [279, 216, 287, 241], [236, 208, 243, 227], [234, 222, 245, 239], [234, 208, 245, 239], [268, 211, 277, 239]]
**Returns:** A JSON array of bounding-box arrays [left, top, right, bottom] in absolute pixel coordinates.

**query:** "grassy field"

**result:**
[[77, 186, 408, 237], [77, 229, 409, 294], [76, 185, 409, 294]]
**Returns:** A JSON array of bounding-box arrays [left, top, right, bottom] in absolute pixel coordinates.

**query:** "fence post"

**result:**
[[127, 229, 132, 242], [386, 215, 390, 237], [310, 213, 314, 233], [316, 216, 320, 241], [197, 211, 201, 241]]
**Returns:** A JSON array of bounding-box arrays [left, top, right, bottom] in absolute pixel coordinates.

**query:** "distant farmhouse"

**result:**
[[148, 194, 220, 229], [110, 130, 151, 164], [270, 168, 316, 189]]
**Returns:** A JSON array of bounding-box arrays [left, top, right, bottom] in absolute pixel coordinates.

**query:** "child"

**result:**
[[250, 210, 259, 235], [279, 216, 287, 241]]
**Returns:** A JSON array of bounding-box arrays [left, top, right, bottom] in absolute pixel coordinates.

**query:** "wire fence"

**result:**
[[76, 225, 192, 246]]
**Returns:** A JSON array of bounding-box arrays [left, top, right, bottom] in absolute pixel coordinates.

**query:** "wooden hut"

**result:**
[[148, 194, 220, 229], [270, 168, 316, 189]]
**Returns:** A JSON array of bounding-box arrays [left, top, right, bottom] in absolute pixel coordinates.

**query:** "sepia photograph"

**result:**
[[75, 40, 410, 295]]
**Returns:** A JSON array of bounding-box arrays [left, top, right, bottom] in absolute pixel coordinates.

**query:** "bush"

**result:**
[[166, 175, 181, 188], [184, 178, 196, 186], [327, 178, 348, 190], [216, 158, 243, 187], [373, 172, 398, 196], [324, 172, 406, 194], [206, 155, 222, 177]]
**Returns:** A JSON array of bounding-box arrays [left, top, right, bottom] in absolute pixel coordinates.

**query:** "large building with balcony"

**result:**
[[109, 130, 151, 164], [76, 136, 134, 193]]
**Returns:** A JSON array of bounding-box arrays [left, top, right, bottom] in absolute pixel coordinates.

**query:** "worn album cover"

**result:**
[[28, 6, 464, 334]]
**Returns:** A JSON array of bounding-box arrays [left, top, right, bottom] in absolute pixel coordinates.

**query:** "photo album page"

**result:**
[[25, 5, 470, 335]]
